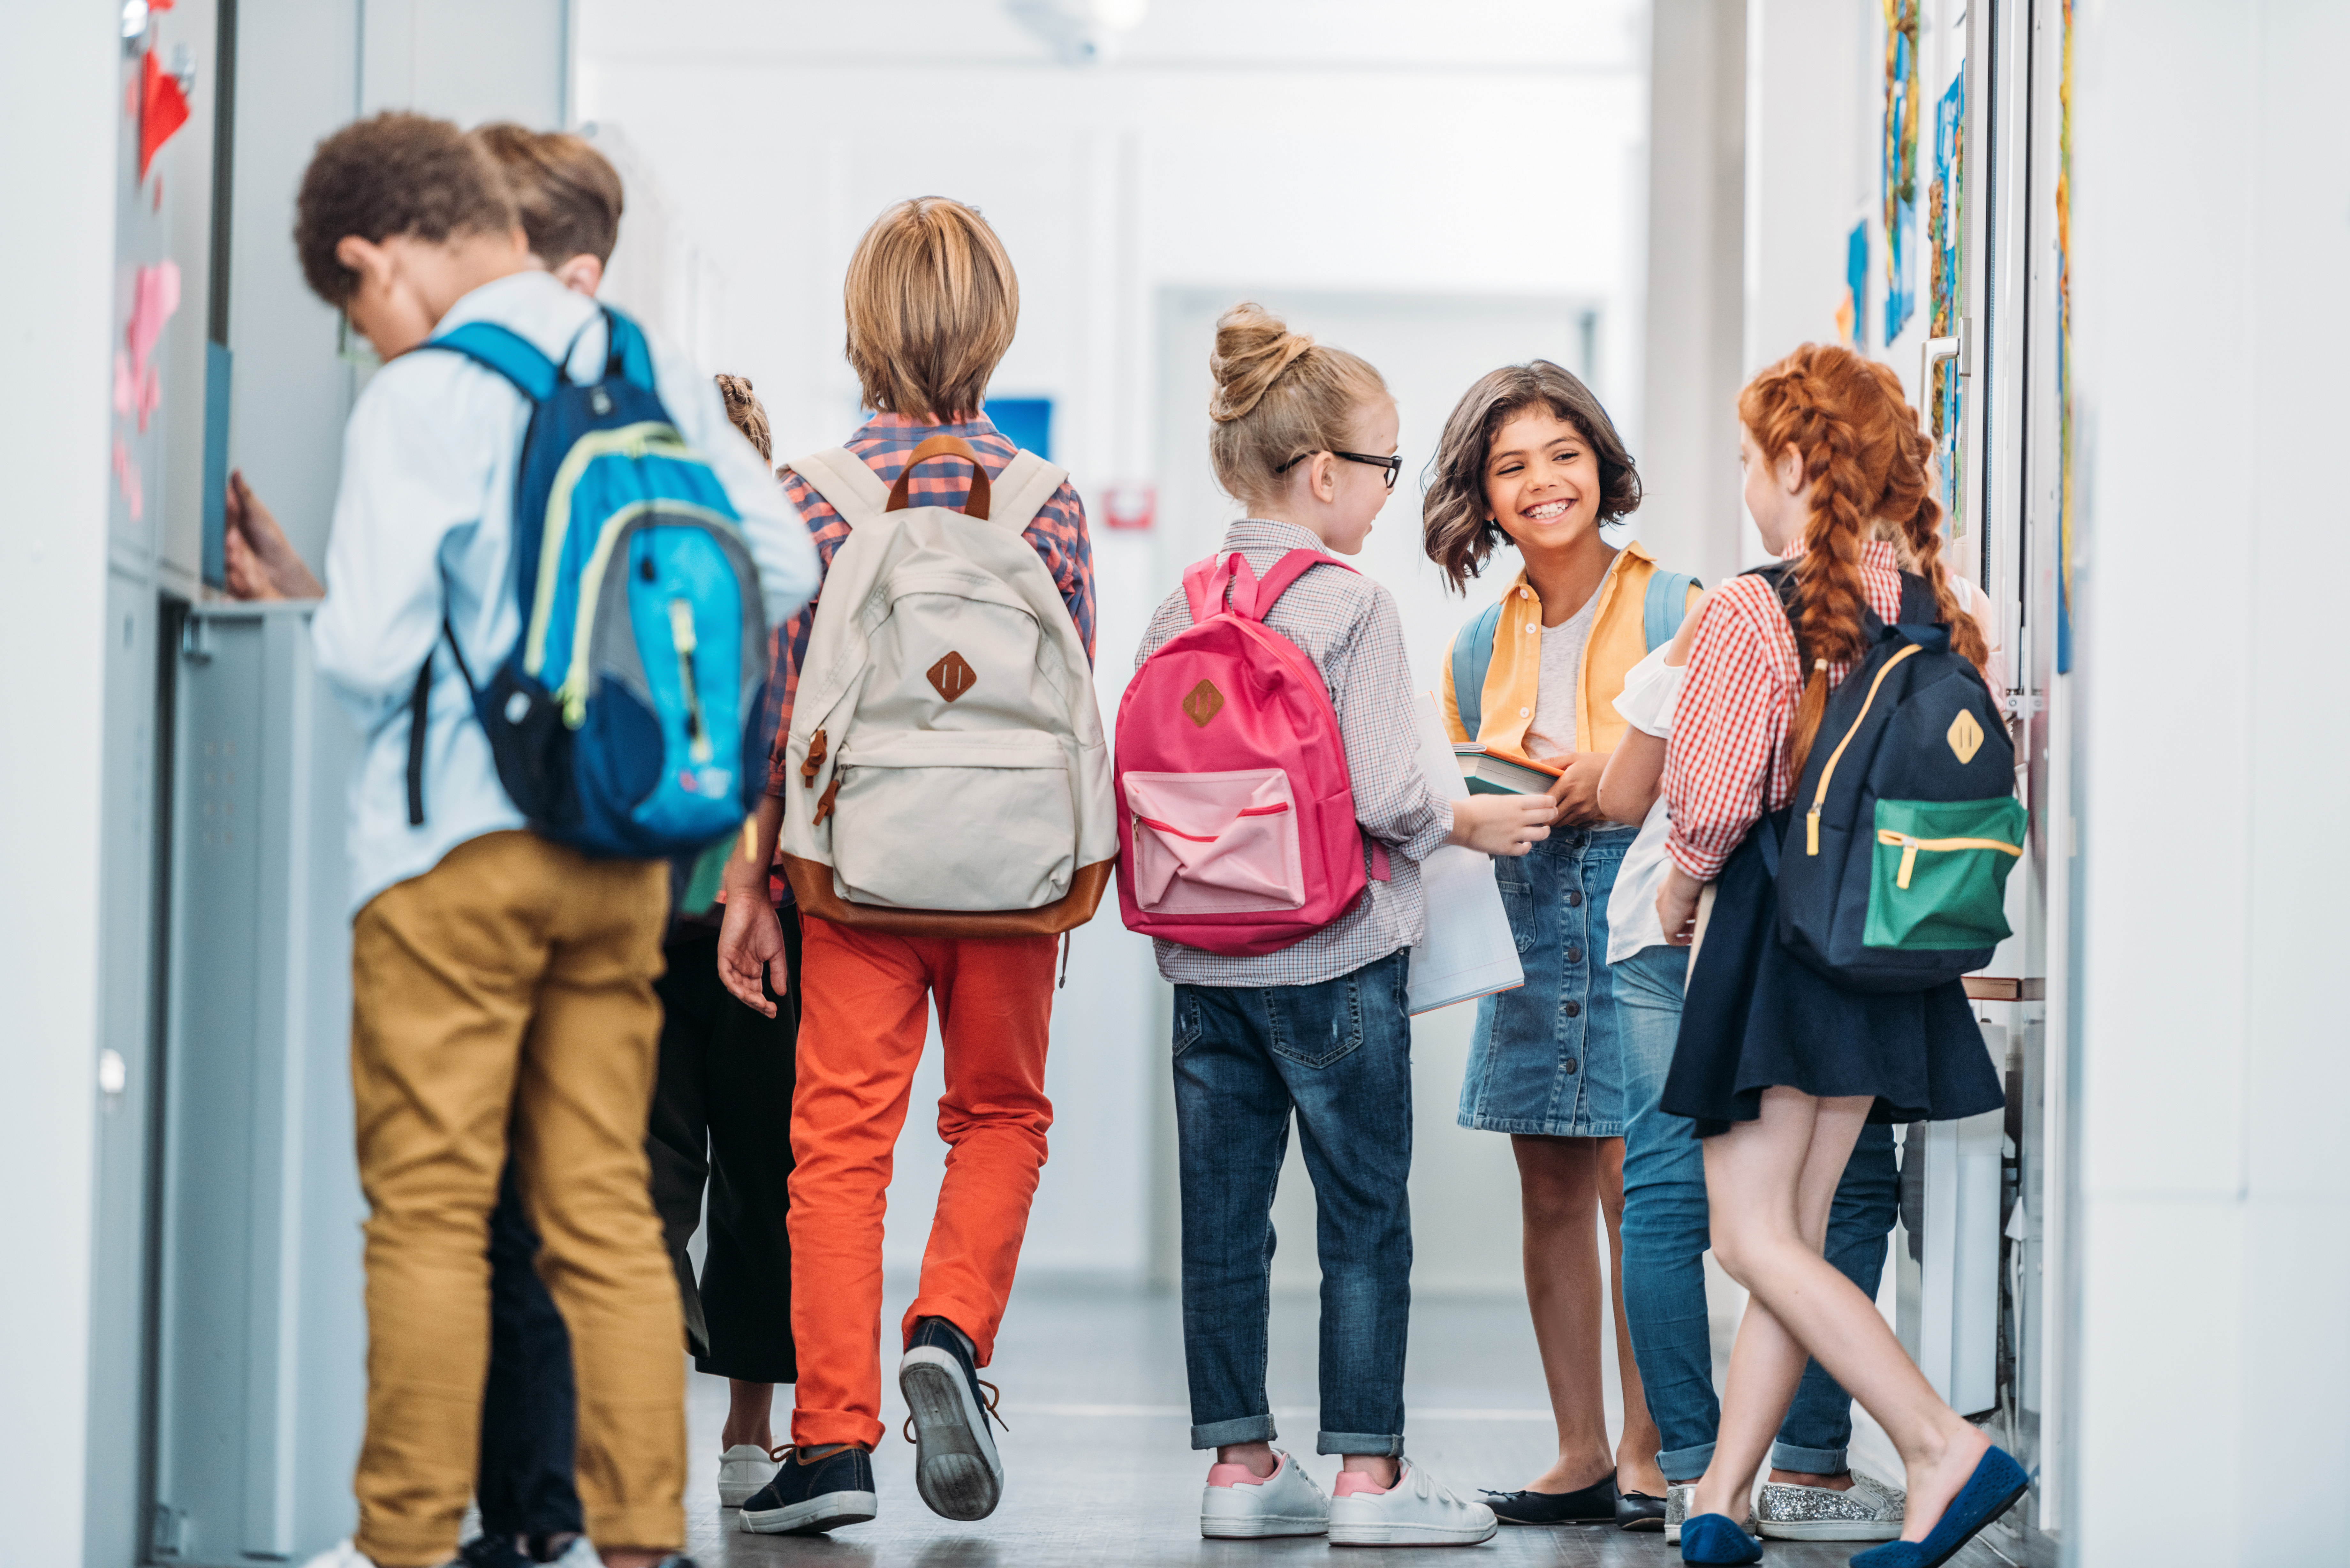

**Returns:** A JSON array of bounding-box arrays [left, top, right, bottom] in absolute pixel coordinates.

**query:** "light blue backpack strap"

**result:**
[[1643, 569, 1701, 652], [421, 321, 560, 403], [1449, 601, 1505, 740], [599, 306, 656, 391]]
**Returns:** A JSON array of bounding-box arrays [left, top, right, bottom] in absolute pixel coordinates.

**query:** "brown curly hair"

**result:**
[[1421, 361, 1641, 594], [1738, 342, 1990, 773], [294, 112, 518, 306]]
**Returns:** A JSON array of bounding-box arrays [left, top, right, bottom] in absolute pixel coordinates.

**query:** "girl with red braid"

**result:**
[[1653, 344, 2019, 1567]]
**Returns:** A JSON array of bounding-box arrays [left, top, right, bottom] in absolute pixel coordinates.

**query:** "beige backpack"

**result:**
[[777, 435, 1115, 936]]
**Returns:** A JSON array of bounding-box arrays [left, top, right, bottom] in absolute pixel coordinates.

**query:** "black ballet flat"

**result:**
[[1481, 1474, 1620, 1526], [1616, 1489, 1668, 1531]]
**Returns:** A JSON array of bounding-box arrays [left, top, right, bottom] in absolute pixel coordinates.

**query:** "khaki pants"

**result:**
[[347, 830, 683, 1566]]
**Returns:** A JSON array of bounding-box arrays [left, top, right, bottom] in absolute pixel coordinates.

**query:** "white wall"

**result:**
[[2066, 2, 2350, 1560], [577, 0, 1649, 1282], [0, 4, 121, 1561]]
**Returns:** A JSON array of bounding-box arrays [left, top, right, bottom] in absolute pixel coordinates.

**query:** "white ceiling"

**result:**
[[578, 0, 1647, 75]]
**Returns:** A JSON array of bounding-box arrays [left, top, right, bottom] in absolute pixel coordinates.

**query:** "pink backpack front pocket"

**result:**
[[1124, 769, 1305, 914]]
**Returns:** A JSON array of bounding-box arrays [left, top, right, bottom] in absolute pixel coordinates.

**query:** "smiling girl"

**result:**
[[1425, 362, 1699, 1533]]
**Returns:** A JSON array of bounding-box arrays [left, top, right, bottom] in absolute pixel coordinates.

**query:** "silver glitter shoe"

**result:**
[[1754, 1471, 1905, 1541], [1663, 1484, 1757, 1545]]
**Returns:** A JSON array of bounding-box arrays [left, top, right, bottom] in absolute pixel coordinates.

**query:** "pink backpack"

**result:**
[[1114, 548, 1389, 955]]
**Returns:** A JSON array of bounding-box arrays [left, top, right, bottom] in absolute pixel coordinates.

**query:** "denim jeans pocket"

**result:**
[[1266, 971, 1363, 1069], [1172, 989, 1204, 1058]]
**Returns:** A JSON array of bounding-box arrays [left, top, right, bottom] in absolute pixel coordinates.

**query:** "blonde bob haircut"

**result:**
[[843, 196, 1019, 419], [1207, 301, 1389, 507]]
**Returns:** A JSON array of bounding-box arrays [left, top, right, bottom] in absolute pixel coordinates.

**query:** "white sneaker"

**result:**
[[300, 1543, 452, 1568], [300, 1545, 379, 1568], [1664, 1482, 1757, 1545], [717, 1443, 782, 1507], [1199, 1449, 1330, 1539], [1326, 1461, 1498, 1547], [1754, 1470, 1905, 1541]]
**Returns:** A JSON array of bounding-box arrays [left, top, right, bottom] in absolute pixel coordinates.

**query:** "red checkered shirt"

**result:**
[[1664, 541, 1905, 881]]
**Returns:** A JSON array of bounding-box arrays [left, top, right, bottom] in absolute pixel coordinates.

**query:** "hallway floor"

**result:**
[[679, 1281, 2011, 1567]]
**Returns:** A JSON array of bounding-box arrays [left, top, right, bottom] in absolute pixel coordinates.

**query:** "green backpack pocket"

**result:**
[[1865, 796, 2027, 951]]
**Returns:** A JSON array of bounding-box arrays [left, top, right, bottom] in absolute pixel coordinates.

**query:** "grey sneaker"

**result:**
[[1754, 1471, 1905, 1541], [1663, 1484, 1756, 1545]]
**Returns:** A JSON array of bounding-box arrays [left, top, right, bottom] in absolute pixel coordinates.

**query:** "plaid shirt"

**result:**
[[1664, 541, 1905, 880], [753, 410, 1094, 902], [1134, 519, 1455, 989]]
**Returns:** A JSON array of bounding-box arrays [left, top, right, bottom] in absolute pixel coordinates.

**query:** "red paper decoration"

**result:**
[[138, 47, 190, 182]]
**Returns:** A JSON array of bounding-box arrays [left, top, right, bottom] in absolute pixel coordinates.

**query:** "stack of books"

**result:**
[[1452, 743, 1563, 796]]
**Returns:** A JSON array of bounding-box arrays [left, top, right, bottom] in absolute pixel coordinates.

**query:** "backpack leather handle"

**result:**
[[885, 434, 992, 519]]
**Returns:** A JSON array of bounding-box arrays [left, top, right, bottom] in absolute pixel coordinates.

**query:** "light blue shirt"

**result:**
[[311, 271, 819, 914]]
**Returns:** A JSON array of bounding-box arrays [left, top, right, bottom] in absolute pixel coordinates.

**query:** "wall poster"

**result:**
[[1929, 65, 1965, 534], [1882, 0, 1922, 343]]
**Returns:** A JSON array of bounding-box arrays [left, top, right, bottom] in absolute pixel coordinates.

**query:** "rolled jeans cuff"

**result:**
[[1658, 1439, 1716, 1485], [1192, 1413, 1277, 1450], [1318, 1430, 1404, 1459], [1768, 1439, 1849, 1476]]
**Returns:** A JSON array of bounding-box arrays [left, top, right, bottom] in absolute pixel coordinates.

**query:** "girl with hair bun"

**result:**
[[1655, 343, 2021, 1565], [1133, 302, 1555, 1549]]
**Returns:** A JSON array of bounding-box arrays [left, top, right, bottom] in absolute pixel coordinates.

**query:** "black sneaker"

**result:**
[[457, 1537, 528, 1568], [738, 1446, 877, 1536], [898, 1316, 1005, 1521]]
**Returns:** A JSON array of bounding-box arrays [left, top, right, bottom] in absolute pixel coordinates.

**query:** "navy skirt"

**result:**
[[1661, 810, 2005, 1137]]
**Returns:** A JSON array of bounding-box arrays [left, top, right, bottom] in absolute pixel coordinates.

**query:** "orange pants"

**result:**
[[788, 918, 1058, 1449]]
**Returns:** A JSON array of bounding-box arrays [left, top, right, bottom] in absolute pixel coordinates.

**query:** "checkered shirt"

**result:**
[[1133, 519, 1455, 989], [753, 410, 1094, 902], [1664, 541, 1906, 880]]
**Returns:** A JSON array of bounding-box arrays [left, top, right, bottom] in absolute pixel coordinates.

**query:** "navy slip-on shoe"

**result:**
[[1848, 1446, 2028, 1568], [739, 1446, 877, 1535], [1483, 1474, 1618, 1525], [1681, 1511, 1765, 1564]]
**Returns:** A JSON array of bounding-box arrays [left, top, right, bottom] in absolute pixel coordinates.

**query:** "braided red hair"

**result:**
[[1738, 343, 1989, 774]]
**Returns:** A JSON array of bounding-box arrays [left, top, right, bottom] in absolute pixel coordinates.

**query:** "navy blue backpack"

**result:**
[[1752, 562, 2026, 992], [408, 307, 770, 858]]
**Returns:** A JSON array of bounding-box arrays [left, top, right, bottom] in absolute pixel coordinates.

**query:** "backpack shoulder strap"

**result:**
[[1247, 549, 1354, 620], [784, 447, 891, 528], [420, 322, 560, 403], [1895, 569, 1942, 628], [988, 450, 1070, 535], [598, 306, 655, 391], [1642, 569, 1702, 652], [1449, 601, 1505, 740]]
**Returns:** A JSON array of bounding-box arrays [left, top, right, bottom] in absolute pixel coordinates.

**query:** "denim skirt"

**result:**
[[1457, 822, 1638, 1138]]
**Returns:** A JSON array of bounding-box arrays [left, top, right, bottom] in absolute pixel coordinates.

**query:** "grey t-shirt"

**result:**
[[1522, 590, 1601, 759]]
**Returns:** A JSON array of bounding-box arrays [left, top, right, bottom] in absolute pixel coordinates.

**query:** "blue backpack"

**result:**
[[406, 307, 770, 858], [1751, 562, 2025, 991], [1451, 566, 1699, 737]]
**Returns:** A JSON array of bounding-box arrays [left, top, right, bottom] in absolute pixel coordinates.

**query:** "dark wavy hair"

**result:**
[[1421, 360, 1641, 594]]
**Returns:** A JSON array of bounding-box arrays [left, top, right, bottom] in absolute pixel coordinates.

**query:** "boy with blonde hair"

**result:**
[[291, 111, 816, 1568], [716, 196, 1095, 1536]]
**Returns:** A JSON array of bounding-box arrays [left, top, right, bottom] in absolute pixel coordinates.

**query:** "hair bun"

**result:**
[[1209, 302, 1315, 423]]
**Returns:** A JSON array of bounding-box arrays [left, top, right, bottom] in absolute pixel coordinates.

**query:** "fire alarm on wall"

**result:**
[[1103, 483, 1156, 531]]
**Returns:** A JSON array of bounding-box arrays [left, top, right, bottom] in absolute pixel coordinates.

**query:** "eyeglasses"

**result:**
[[1274, 449, 1402, 491]]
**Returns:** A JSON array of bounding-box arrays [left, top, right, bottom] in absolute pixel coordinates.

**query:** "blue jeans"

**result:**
[[1615, 944, 1901, 1481], [1172, 950, 1413, 1458]]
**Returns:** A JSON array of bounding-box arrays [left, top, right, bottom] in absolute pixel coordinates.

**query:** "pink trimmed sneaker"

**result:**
[[1200, 1449, 1330, 1539], [1327, 1460, 1498, 1547]]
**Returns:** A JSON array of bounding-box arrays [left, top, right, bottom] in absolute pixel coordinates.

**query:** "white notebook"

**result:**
[[1406, 693, 1526, 1016]]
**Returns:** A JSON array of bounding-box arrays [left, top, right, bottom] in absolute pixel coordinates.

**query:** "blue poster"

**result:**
[[1882, 0, 1921, 343], [1843, 222, 1869, 351], [1929, 67, 1965, 529]]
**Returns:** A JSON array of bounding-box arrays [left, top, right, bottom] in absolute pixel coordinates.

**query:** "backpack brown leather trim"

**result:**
[[782, 855, 1113, 938]]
